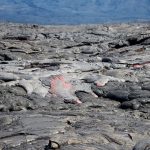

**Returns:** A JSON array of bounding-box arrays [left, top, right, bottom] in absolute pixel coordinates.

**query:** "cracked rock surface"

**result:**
[[0, 23, 150, 150]]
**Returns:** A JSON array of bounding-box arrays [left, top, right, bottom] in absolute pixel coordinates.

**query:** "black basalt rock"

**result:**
[[129, 90, 150, 100], [102, 57, 112, 63], [121, 100, 141, 110], [106, 90, 129, 102]]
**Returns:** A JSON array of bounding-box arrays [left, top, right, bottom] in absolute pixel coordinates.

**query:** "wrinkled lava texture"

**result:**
[[0, 23, 150, 150]]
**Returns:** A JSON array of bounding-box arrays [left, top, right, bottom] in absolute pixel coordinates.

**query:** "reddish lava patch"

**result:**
[[50, 75, 82, 104], [132, 64, 143, 69], [50, 75, 72, 94]]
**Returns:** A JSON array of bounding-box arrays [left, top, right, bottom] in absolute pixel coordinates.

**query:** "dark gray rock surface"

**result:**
[[133, 140, 150, 150], [0, 23, 150, 150]]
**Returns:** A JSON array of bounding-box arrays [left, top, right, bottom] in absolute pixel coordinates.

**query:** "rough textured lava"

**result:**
[[0, 23, 149, 150]]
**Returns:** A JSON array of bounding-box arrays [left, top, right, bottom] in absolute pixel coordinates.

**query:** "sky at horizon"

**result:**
[[0, 0, 150, 24]]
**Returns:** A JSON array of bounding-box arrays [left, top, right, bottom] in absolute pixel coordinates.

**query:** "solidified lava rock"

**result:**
[[0, 23, 150, 150], [133, 140, 150, 150]]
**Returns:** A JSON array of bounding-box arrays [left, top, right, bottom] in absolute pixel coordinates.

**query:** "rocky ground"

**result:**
[[0, 23, 150, 150]]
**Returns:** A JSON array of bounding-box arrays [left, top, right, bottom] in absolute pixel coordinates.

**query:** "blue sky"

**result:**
[[0, 0, 149, 24]]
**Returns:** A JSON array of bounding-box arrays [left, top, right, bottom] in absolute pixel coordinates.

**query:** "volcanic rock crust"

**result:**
[[0, 23, 150, 150]]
